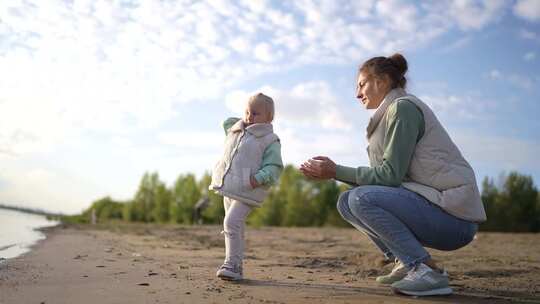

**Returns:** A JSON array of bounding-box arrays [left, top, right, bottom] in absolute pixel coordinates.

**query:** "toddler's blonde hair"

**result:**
[[249, 92, 275, 122]]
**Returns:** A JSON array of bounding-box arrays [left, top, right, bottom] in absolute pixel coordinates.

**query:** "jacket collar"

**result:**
[[230, 119, 274, 137], [366, 88, 407, 138]]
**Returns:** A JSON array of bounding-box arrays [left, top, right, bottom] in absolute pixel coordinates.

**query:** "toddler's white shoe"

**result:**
[[216, 264, 243, 281]]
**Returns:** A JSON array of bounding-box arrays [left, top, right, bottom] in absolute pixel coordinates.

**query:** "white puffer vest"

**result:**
[[367, 88, 487, 223], [210, 120, 279, 207]]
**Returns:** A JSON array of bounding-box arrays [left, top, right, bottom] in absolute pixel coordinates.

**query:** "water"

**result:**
[[0, 208, 59, 260]]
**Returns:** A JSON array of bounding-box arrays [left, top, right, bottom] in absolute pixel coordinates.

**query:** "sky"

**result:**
[[1, 0, 539, 214]]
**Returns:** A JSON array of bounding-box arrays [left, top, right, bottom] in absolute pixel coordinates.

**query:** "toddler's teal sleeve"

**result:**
[[223, 117, 240, 134], [254, 140, 283, 186]]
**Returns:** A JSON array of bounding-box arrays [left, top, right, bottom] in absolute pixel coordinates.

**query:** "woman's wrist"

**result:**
[[335, 164, 357, 183]]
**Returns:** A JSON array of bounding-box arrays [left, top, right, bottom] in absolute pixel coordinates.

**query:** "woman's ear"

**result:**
[[374, 74, 391, 91]]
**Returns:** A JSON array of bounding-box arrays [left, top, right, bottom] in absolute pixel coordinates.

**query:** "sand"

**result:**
[[0, 223, 539, 304]]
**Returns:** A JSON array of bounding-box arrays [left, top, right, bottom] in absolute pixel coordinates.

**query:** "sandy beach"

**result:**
[[1, 223, 539, 304]]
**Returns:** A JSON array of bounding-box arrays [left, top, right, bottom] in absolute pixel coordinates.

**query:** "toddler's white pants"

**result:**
[[222, 196, 253, 267]]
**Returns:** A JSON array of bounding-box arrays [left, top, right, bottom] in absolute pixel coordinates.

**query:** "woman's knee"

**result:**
[[336, 190, 351, 216], [337, 187, 377, 219], [349, 186, 377, 207]]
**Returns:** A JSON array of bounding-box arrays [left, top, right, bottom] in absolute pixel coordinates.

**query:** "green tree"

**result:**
[[320, 182, 351, 227], [537, 195, 540, 232], [170, 173, 201, 224], [82, 196, 124, 222], [199, 172, 224, 224], [152, 183, 172, 223], [310, 180, 341, 226], [480, 176, 499, 231], [281, 165, 318, 226], [500, 172, 538, 232], [481, 172, 539, 232], [250, 186, 286, 226], [250, 165, 350, 227], [122, 200, 135, 222], [126, 172, 164, 222]]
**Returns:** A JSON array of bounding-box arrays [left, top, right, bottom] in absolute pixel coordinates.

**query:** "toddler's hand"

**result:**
[[250, 175, 259, 188]]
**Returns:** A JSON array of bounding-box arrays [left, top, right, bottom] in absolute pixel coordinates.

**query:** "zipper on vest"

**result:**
[[220, 130, 247, 186]]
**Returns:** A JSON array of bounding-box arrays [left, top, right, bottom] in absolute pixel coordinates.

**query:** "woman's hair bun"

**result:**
[[388, 53, 408, 76]]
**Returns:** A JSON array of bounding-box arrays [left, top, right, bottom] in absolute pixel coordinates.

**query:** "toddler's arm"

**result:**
[[222, 117, 240, 135], [251, 140, 283, 188]]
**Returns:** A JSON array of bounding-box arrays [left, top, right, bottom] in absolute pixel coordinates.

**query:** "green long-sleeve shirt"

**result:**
[[335, 99, 425, 186], [223, 117, 283, 186]]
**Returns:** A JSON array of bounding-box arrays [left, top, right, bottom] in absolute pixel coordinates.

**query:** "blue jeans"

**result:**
[[337, 185, 477, 268]]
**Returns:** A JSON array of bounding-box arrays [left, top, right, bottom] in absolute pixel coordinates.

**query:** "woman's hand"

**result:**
[[299, 156, 337, 180]]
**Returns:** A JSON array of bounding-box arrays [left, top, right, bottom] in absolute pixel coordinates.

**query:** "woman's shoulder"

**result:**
[[387, 98, 422, 119]]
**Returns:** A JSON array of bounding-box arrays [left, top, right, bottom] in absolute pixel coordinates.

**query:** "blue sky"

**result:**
[[0, 0, 539, 214]]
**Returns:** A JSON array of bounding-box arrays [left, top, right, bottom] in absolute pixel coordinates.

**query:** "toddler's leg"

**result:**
[[222, 197, 252, 270], [224, 196, 233, 213]]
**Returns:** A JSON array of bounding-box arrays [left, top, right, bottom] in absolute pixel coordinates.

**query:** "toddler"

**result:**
[[210, 92, 283, 281]]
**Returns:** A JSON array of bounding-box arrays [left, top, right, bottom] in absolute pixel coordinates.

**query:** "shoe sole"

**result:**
[[392, 287, 453, 296], [217, 275, 242, 281], [376, 279, 403, 285], [376, 275, 407, 285]]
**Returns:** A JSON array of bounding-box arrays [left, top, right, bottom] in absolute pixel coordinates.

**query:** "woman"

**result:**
[[300, 53, 486, 297]]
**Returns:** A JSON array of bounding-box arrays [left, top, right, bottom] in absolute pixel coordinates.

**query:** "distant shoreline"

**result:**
[[0, 244, 16, 251], [0, 204, 63, 218]]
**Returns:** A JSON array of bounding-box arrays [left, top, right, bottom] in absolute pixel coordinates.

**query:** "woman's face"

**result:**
[[356, 71, 390, 110]]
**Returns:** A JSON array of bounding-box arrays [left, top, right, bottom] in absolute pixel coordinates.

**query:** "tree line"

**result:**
[[480, 172, 539, 232], [63, 166, 540, 232]]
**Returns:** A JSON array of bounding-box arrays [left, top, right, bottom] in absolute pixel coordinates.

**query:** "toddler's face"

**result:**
[[244, 101, 271, 126]]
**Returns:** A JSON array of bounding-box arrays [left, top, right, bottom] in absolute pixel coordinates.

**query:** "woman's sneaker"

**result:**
[[391, 263, 452, 296], [376, 259, 408, 285], [216, 264, 243, 281]]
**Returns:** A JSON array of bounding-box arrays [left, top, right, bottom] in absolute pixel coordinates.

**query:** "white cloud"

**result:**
[[267, 9, 297, 30], [489, 69, 503, 80], [441, 36, 472, 52], [111, 137, 133, 148], [376, 0, 418, 33], [524, 51, 537, 61], [0, 0, 534, 212], [0, 166, 105, 214], [519, 28, 540, 41], [278, 126, 368, 167], [419, 93, 497, 121], [225, 81, 352, 130], [254, 42, 276, 62], [157, 131, 223, 149], [455, 132, 540, 171], [350, 0, 376, 19], [513, 0, 540, 22], [241, 0, 268, 14], [230, 37, 251, 54], [449, 0, 508, 30], [487, 69, 535, 90], [507, 74, 534, 90], [225, 90, 252, 116]]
